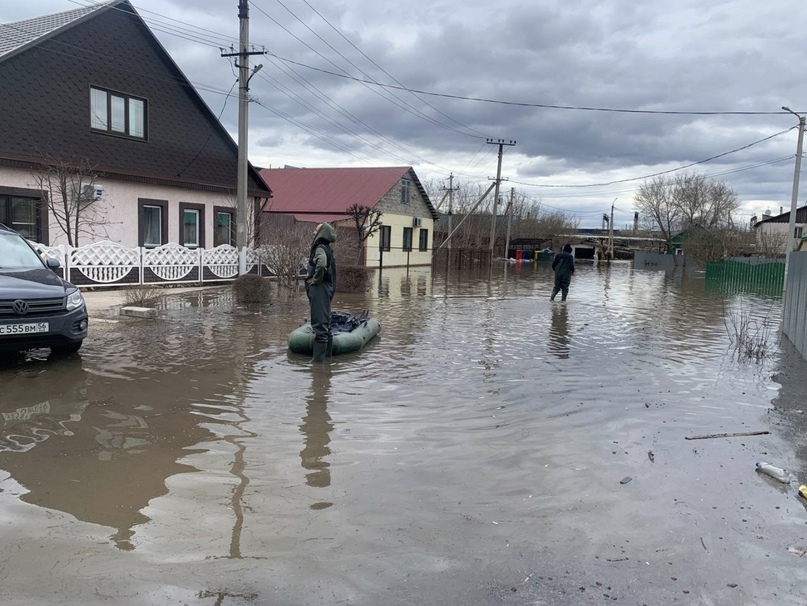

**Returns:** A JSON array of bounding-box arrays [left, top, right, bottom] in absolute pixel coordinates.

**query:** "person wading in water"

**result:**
[[550, 243, 575, 302], [306, 223, 337, 363]]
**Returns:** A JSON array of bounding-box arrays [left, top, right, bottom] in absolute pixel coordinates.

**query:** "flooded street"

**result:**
[[1, 261, 806, 606]]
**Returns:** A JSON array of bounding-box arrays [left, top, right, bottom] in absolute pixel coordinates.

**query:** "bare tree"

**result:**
[[30, 157, 107, 246], [346, 203, 383, 264], [673, 173, 738, 229], [682, 226, 753, 266], [634, 173, 740, 252], [634, 176, 680, 251], [756, 228, 788, 259], [260, 217, 310, 293]]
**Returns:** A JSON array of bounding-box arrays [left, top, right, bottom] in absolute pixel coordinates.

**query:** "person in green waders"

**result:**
[[305, 223, 337, 363]]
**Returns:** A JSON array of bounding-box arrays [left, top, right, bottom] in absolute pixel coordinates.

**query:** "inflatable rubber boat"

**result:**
[[288, 310, 381, 355]]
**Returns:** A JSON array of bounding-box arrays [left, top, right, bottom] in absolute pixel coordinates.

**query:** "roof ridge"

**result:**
[[0, 2, 115, 60]]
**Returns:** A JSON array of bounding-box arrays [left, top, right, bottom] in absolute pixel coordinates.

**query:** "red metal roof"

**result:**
[[259, 166, 437, 219]]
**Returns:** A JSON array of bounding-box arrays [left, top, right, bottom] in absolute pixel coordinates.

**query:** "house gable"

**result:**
[[0, 1, 269, 197]]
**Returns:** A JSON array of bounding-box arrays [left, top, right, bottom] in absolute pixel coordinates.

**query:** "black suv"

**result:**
[[0, 224, 88, 354]]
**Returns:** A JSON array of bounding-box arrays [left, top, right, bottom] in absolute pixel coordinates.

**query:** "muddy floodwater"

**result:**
[[1, 261, 806, 606]]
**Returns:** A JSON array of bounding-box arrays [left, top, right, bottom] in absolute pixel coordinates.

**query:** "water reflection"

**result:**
[[299, 366, 334, 510], [548, 303, 570, 359], [0, 355, 209, 550]]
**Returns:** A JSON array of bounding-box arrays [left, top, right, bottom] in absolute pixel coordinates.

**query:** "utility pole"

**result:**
[[487, 138, 516, 257], [608, 198, 617, 261], [221, 1, 264, 274], [504, 187, 515, 259], [441, 173, 459, 253], [782, 106, 805, 299]]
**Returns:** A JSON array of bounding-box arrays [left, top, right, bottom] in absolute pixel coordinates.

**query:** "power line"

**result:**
[[262, 53, 803, 116], [177, 78, 238, 176], [53, 1, 804, 118], [296, 0, 491, 139], [507, 127, 796, 188], [248, 0, 484, 140]]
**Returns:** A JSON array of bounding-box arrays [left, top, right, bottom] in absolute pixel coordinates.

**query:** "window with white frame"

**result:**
[[143, 205, 163, 247], [179, 203, 205, 248], [214, 210, 234, 246], [139, 199, 167, 248], [183, 209, 199, 247], [91, 86, 147, 139]]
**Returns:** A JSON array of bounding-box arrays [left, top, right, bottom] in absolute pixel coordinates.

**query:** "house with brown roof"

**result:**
[[260, 166, 439, 267], [0, 1, 270, 249]]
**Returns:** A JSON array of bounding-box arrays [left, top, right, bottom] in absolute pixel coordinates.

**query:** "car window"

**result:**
[[0, 234, 45, 269]]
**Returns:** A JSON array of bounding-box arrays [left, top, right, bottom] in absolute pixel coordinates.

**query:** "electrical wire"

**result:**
[[53, 0, 804, 118], [177, 78, 238, 176], [507, 127, 796, 188], [296, 0, 491, 139], [249, 0, 484, 140]]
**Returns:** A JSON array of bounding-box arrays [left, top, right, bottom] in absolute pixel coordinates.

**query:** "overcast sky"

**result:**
[[3, 0, 807, 228]]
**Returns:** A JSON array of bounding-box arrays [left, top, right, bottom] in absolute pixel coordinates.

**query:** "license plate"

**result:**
[[0, 322, 49, 335]]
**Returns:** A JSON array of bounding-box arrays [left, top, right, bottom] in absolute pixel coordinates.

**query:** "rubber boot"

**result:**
[[326, 335, 333, 358], [310, 340, 327, 364]]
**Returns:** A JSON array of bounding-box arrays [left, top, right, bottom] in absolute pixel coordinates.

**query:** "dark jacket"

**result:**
[[307, 223, 337, 287], [552, 249, 575, 278]]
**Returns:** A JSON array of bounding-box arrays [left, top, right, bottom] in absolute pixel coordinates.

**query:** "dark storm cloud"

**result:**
[[3, 0, 806, 222]]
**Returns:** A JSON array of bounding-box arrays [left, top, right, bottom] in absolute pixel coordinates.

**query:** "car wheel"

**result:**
[[52, 341, 83, 355]]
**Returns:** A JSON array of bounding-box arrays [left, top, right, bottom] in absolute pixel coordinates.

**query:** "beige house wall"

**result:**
[[364, 173, 435, 267]]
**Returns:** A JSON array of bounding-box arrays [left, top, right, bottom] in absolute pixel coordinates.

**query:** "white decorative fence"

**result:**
[[30, 240, 271, 287]]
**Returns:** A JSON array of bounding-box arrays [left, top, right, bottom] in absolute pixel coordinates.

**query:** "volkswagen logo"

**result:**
[[12, 300, 29, 315]]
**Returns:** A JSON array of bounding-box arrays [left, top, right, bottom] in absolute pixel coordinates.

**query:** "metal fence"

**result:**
[[705, 259, 784, 297], [783, 252, 807, 359], [31, 241, 271, 287]]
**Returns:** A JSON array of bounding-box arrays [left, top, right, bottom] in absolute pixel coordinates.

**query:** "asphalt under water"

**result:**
[[1, 261, 806, 606]]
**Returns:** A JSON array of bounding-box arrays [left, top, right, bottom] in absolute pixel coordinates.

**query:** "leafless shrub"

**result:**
[[338, 265, 373, 293], [259, 221, 311, 293], [232, 274, 272, 304], [122, 284, 163, 307], [723, 298, 776, 361]]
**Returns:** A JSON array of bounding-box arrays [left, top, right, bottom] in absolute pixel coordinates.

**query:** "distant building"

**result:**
[[753, 205, 807, 254], [260, 166, 438, 267]]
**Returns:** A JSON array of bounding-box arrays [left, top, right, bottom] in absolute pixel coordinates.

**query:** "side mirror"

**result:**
[[46, 257, 61, 270]]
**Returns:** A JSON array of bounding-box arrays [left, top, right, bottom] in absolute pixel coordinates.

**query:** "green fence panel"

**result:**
[[705, 260, 784, 297]]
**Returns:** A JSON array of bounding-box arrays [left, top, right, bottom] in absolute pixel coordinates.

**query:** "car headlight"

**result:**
[[66, 289, 85, 311]]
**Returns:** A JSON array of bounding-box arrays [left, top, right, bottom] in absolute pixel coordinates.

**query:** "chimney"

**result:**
[[780, 206, 784, 215], [633, 211, 639, 233]]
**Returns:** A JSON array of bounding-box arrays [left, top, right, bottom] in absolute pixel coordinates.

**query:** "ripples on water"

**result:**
[[1, 260, 803, 604]]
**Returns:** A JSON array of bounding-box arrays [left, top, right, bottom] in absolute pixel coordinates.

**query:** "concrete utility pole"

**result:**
[[441, 173, 459, 252], [487, 138, 516, 257], [222, 1, 264, 274], [782, 106, 805, 298], [504, 187, 515, 259], [608, 198, 617, 261]]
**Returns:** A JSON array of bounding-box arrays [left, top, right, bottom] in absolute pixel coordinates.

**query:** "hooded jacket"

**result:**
[[552, 244, 575, 278], [307, 223, 337, 286]]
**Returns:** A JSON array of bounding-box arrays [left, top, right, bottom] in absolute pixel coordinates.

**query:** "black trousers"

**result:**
[[551, 274, 572, 301]]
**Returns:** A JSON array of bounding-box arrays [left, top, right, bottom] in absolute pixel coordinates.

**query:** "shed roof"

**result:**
[[260, 166, 438, 220], [754, 204, 807, 226]]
